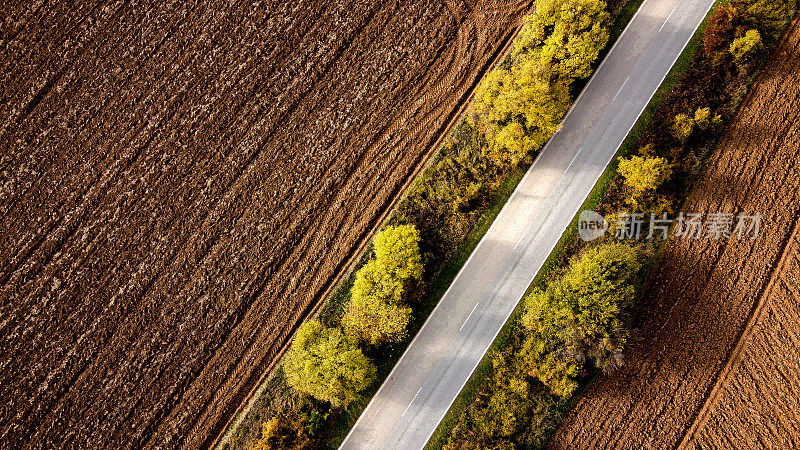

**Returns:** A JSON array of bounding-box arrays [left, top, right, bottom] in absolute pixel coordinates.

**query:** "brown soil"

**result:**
[[0, 0, 531, 448], [547, 17, 800, 450]]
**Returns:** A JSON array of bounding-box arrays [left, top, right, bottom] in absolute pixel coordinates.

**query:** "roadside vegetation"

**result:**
[[222, 0, 795, 447], [434, 0, 797, 448], [446, 243, 643, 449], [220, 0, 641, 448], [399, 0, 610, 258], [341, 224, 422, 346]]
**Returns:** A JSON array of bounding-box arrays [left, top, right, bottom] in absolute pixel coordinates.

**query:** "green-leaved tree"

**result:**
[[617, 155, 672, 210], [283, 320, 376, 408], [520, 243, 641, 396], [372, 224, 424, 281]]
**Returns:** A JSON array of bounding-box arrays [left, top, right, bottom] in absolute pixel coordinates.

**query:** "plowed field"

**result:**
[[0, 0, 531, 447], [547, 17, 800, 450]]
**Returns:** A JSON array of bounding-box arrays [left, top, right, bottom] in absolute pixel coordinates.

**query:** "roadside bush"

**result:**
[[703, 3, 740, 57], [372, 224, 423, 281], [477, 352, 533, 438], [444, 346, 557, 450], [671, 107, 720, 143], [472, 0, 609, 167], [671, 113, 695, 142], [520, 243, 641, 396], [341, 225, 422, 345], [489, 121, 532, 167], [521, 331, 582, 397], [693, 106, 713, 130], [734, 0, 798, 37], [283, 320, 376, 408], [349, 260, 404, 304], [247, 404, 328, 450], [342, 287, 412, 346], [704, 0, 793, 60], [730, 29, 762, 62], [617, 155, 672, 210], [249, 410, 315, 450], [397, 120, 501, 258]]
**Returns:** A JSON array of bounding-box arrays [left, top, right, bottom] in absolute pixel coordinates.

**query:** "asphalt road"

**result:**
[[340, 0, 717, 448]]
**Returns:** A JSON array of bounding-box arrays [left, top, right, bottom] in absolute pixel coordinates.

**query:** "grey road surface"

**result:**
[[340, 0, 717, 448]]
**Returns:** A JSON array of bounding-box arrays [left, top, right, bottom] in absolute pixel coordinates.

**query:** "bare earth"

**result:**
[[0, 0, 531, 447], [548, 17, 800, 450]]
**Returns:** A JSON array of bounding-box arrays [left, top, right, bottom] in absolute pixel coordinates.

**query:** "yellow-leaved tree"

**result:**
[[341, 225, 422, 346], [283, 320, 376, 408], [617, 155, 672, 211], [471, 0, 609, 167]]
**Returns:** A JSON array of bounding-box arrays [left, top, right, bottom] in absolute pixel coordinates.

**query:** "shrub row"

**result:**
[[443, 0, 796, 448], [244, 0, 620, 447], [444, 244, 641, 449], [248, 225, 422, 449], [398, 0, 610, 261]]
